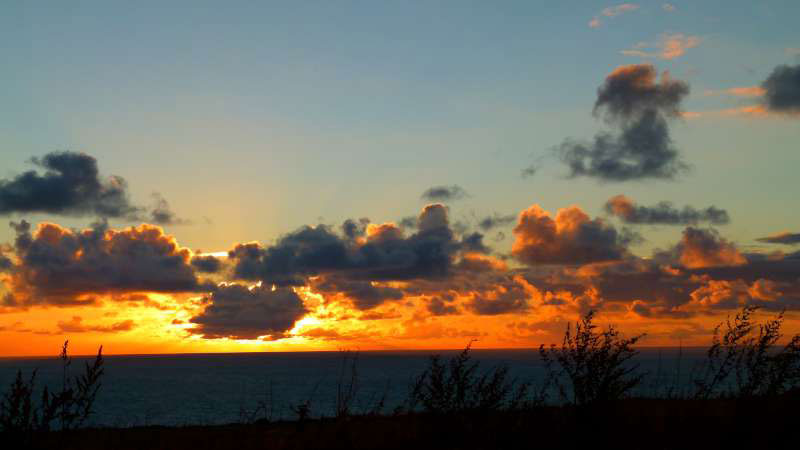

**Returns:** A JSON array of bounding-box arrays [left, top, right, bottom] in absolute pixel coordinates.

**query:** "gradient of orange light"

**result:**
[[3, 287, 800, 356]]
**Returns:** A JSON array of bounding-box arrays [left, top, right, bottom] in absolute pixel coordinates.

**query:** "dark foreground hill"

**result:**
[[24, 394, 800, 450]]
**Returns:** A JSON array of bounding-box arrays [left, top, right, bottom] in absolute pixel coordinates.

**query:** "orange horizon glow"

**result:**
[[3, 283, 799, 357], [3, 211, 800, 357]]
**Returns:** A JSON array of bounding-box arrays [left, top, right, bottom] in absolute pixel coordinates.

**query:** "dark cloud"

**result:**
[[557, 110, 687, 181], [593, 65, 688, 120], [460, 232, 490, 254], [618, 227, 645, 246], [521, 165, 538, 178], [556, 65, 690, 181], [188, 284, 307, 340], [761, 64, 800, 113], [191, 255, 223, 273], [0, 151, 188, 225], [398, 216, 417, 230], [467, 280, 530, 315], [512, 204, 629, 265], [0, 151, 140, 218], [0, 253, 11, 272], [520, 259, 698, 314], [420, 185, 469, 202], [312, 276, 404, 310], [478, 213, 517, 231], [228, 204, 460, 286], [427, 296, 459, 316], [147, 193, 188, 225], [508, 317, 572, 337], [392, 253, 532, 316], [756, 232, 800, 245], [341, 218, 370, 240], [627, 300, 693, 319], [455, 254, 505, 273], [605, 195, 730, 225], [4, 220, 204, 306]]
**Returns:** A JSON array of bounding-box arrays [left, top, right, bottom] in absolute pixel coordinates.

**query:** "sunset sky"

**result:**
[[2, 1, 799, 356]]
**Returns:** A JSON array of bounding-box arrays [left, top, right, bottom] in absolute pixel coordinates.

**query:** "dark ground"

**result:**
[[14, 394, 800, 450]]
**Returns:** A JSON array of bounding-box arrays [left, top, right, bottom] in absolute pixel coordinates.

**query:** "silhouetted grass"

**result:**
[[1, 341, 104, 447]]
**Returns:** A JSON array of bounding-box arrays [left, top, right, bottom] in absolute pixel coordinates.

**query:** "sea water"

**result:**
[[0, 348, 708, 427]]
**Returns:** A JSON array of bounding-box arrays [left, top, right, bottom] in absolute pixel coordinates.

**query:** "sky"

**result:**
[[1, 1, 799, 356]]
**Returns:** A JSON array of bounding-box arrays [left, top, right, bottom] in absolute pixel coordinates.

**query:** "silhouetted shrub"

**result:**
[[407, 341, 529, 414], [0, 340, 104, 440], [694, 305, 800, 399], [0, 370, 38, 436], [539, 310, 645, 405]]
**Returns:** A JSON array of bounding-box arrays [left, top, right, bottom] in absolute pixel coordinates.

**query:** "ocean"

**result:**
[[0, 348, 708, 427]]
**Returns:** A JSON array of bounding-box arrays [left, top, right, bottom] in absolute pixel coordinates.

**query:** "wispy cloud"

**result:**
[[692, 63, 800, 119], [662, 3, 676, 12], [703, 86, 766, 97], [622, 33, 701, 60], [682, 105, 768, 119], [589, 3, 639, 28]]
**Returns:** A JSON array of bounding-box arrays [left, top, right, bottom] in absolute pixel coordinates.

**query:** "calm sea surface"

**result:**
[[0, 348, 708, 426]]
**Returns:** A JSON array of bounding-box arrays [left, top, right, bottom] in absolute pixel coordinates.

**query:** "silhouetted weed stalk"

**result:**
[[336, 349, 360, 418], [238, 378, 277, 425], [693, 305, 800, 399], [1, 340, 104, 442]]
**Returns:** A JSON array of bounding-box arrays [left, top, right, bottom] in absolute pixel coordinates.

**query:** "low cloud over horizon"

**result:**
[[2, 176, 798, 348]]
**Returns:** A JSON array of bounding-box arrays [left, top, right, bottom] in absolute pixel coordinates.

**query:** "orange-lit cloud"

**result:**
[[512, 204, 629, 265], [682, 105, 769, 119], [622, 33, 701, 60], [688, 278, 799, 312], [589, 4, 640, 28], [673, 227, 746, 269], [704, 86, 766, 97], [3, 199, 800, 355], [690, 64, 800, 118], [57, 316, 136, 333], [2, 221, 205, 307]]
